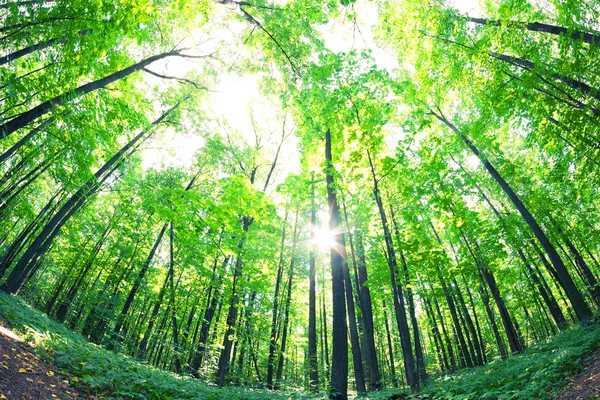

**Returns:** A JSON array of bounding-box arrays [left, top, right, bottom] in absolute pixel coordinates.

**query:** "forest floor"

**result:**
[[0, 322, 90, 400], [1, 291, 600, 400], [555, 351, 600, 400]]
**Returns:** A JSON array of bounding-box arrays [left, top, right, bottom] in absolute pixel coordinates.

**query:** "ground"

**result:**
[[556, 352, 600, 400], [0, 318, 599, 399], [0, 321, 89, 400]]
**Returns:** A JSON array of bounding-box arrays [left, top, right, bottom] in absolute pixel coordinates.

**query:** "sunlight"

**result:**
[[312, 225, 337, 252], [310, 220, 348, 257]]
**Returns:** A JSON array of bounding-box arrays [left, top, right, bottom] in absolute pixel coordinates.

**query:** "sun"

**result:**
[[312, 225, 336, 252]]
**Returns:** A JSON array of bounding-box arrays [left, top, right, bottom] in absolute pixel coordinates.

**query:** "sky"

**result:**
[[140, 0, 484, 187]]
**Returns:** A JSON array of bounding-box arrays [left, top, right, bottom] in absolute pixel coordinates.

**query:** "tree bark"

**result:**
[[0, 50, 183, 139], [465, 16, 600, 45], [367, 149, 418, 393], [325, 128, 348, 400], [432, 110, 593, 322]]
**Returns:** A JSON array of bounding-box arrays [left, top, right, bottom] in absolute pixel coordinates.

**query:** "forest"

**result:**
[[1, 0, 600, 399]]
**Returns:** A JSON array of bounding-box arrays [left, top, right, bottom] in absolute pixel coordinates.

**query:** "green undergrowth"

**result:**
[[0, 292, 300, 400], [408, 321, 600, 400], [0, 292, 598, 400]]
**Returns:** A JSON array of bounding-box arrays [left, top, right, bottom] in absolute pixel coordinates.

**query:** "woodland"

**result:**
[[1, 0, 600, 399]]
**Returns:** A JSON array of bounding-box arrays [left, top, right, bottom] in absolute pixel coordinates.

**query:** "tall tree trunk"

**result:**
[[112, 223, 168, 340], [342, 233, 366, 393], [216, 216, 253, 386], [0, 50, 186, 139], [0, 29, 90, 66], [382, 299, 398, 387], [355, 234, 381, 391], [191, 257, 226, 377], [267, 210, 290, 389], [391, 208, 428, 384], [0, 103, 180, 294], [308, 177, 319, 391], [275, 248, 296, 387], [432, 110, 593, 322], [168, 223, 181, 374], [138, 271, 170, 358], [367, 149, 418, 393], [324, 128, 348, 400], [464, 16, 600, 45]]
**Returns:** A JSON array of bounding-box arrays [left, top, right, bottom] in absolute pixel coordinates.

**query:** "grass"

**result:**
[[0, 291, 598, 400], [0, 292, 301, 400], [402, 321, 600, 400]]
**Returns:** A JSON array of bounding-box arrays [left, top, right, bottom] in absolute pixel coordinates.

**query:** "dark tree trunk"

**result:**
[[465, 16, 600, 45], [342, 234, 366, 393], [308, 178, 319, 391], [0, 30, 90, 66], [324, 128, 348, 400], [382, 299, 398, 387], [0, 104, 179, 294], [168, 222, 181, 374], [267, 211, 290, 389], [55, 221, 113, 322], [367, 149, 418, 393], [432, 110, 592, 322], [0, 50, 183, 139], [112, 223, 168, 340], [191, 257, 226, 377], [275, 250, 296, 387], [355, 234, 381, 391], [138, 271, 170, 358], [216, 216, 253, 386], [392, 208, 428, 384]]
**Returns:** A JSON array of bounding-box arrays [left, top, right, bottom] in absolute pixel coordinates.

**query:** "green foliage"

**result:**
[[0, 292, 295, 400], [410, 323, 600, 399]]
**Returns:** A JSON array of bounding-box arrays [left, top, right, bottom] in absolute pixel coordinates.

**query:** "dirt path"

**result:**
[[555, 351, 600, 400], [0, 320, 89, 400]]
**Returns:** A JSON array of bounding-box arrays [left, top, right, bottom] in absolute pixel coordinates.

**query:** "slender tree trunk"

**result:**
[[355, 234, 381, 391], [392, 208, 428, 384], [308, 177, 319, 391], [342, 234, 366, 393], [138, 271, 170, 358], [191, 257, 226, 377], [324, 128, 348, 400], [168, 223, 181, 374], [267, 210, 290, 389], [216, 216, 253, 386], [0, 104, 179, 294], [382, 299, 398, 387], [0, 29, 90, 66], [464, 16, 600, 45], [367, 149, 418, 393], [432, 110, 592, 322], [275, 250, 296, 387], [0, 50, 184, 139], [112, 223, 168, 340]]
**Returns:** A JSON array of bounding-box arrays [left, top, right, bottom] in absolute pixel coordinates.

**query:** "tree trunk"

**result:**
[[432, 110, 592, 322], [465, 16, 600, 45], [0, 50, 182, 139], [324, 128, 348, 400], [267, 210, 290, 389], [367, 149, 418, 393], [308, 177, 319, 391], [0, 103, 179, 294], [355, 234, 381, 391], [0, 30, 90, 66], [112, 223, 168, 340]]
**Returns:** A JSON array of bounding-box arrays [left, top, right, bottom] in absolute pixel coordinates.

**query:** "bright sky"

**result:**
[[140, 0, 484, 187]]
